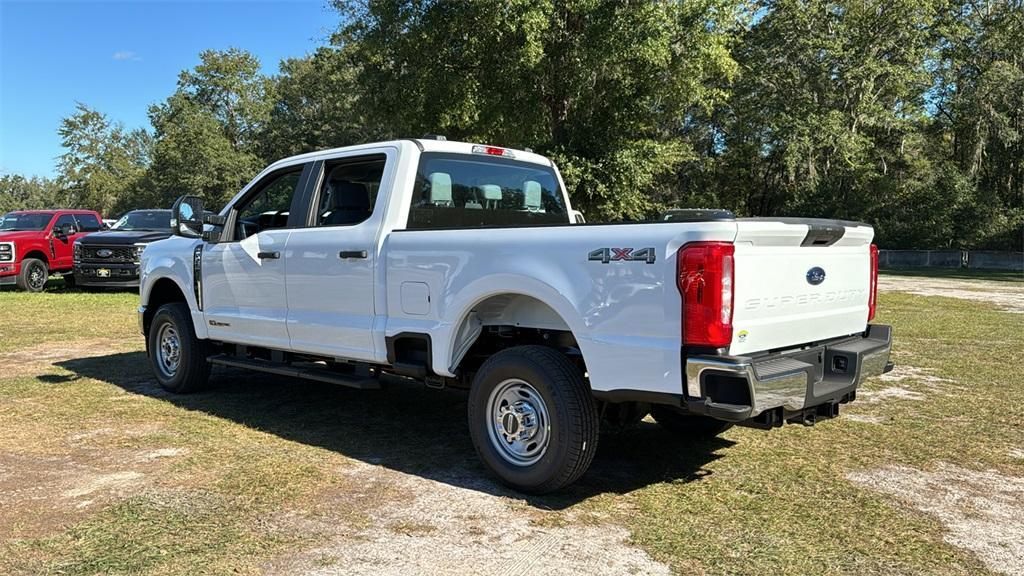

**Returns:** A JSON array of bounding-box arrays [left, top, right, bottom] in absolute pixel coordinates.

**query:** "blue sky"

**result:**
[[0, 0, 339, 178]]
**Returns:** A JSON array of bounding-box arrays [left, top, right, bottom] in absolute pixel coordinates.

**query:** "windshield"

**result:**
[[112, 210, 172, 231], [0, 212, 53, 231]]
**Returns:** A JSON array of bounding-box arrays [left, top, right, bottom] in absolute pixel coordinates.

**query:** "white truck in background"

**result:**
[[138, 138, 893, 493]]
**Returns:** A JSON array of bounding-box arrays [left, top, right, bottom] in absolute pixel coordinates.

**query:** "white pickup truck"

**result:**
[[138, 138, 893, 493]]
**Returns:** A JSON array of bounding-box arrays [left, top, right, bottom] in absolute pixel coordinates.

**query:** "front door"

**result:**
[[285, 151, 393, 362], [50, 213, 87, 269], [202, 164, 308, 350]]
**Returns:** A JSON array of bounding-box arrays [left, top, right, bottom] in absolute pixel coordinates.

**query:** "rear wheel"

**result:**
[[16, 258, 48, 292], [651, 405, 733, 438], [468, 345, 598, 494], [147, 302, 211, 393]]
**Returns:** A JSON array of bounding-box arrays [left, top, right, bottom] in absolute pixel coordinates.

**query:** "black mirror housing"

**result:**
[[171, 195, 205, 239]]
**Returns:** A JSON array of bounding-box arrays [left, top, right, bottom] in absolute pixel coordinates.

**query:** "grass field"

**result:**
[[0, 273, 1021, 575]]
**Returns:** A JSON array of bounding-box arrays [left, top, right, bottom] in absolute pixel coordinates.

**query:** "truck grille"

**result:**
[[82, 245, 135, 263]]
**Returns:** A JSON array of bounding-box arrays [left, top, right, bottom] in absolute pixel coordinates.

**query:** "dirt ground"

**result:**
[[877, 274, 1024, 312], [1, 274, 1022, 575]]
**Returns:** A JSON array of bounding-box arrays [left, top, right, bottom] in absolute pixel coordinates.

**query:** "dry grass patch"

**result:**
[[849, 462, 1024, 576]]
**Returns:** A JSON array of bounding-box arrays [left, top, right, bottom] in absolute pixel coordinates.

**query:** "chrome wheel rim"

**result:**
[[28, 263, 46, 291], [155, 322, 182, 378], [486, 378, 550, 466]]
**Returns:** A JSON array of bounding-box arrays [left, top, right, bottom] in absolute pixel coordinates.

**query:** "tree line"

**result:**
[[1, 0, 1020, 250]]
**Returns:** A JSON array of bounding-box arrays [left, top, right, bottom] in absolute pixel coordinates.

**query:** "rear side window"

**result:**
[[75, 213, 102, 232], [315, 155, 386, 227], [406, 153, 567, 230]]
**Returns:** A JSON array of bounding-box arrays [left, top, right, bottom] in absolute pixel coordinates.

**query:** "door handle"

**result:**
[[339, 250, 368, 259], [258, 251, 280, 260]]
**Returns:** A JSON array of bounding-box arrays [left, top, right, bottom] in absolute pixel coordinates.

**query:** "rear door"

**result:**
[[202, 163, 311, 350], [284, 148, 395, 362], [729, 219, 874, 355]]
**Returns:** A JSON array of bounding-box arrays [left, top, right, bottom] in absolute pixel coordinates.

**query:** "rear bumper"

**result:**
[[685, 324, 893, 425]]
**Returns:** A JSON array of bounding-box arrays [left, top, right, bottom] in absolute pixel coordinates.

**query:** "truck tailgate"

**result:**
[[729, 219, 874, 355]]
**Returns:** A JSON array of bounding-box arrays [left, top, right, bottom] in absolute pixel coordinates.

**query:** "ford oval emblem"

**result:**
[[806, 266, 826, 285], [96, 249, 113, 258]]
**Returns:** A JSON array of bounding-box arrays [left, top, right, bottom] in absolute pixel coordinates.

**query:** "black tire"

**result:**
[[651, 405, 733, 438], [468, 345, 598, 494], [16, 258, 48, 292], [147, 302, 211, 393]]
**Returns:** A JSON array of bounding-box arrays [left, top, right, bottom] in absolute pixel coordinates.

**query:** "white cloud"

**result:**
[[112, 51, 141, 62]]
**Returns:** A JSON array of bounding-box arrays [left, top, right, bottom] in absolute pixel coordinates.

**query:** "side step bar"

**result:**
[[207, 354, 381, 390]]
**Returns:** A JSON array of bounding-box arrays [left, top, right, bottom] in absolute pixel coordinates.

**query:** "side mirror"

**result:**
[[171, 195, 205, 239], [58, 223, 76, 237], [571, 210, 586, 224]]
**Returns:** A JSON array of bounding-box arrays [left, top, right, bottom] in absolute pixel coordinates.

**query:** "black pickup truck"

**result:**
[[73, 209, 173, 288]]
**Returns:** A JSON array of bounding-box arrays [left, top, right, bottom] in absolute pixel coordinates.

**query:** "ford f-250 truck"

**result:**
[[0, 209, 104, 291], [138, 138, 893, 493]]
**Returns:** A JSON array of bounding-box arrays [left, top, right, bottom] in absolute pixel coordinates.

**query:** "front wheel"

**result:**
[[16, 258, 48, 292], [468, 345, 598, 494], [147, 302, 211, 393]]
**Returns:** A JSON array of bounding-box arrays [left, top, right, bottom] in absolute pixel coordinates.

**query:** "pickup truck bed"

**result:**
[[138, 138, 892, 492]]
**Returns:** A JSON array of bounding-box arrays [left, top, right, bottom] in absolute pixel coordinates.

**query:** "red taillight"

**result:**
[[678, 242, 735, 348], [868, 243, 879, 321]]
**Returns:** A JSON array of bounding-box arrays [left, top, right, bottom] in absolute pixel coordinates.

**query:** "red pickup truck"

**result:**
[[0, 209, 104, 292]]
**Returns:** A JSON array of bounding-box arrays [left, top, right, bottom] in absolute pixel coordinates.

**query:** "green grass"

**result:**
[[880, 267, 1023, 282], [0, 283, 138, 353], [1, 281, 1021, 574]]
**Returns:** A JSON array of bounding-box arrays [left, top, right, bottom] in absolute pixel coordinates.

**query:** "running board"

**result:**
[[207, 355, 381, 390]]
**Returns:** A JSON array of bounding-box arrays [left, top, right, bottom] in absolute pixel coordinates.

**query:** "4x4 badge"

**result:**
[[588, 247, 656, 264]]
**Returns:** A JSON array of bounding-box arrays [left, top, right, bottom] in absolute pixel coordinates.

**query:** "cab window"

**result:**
[[406, 153, 567, 230], [314, 155, 386, 227], [232, 168, 304, 240], [54, 214, 78, 234], [74, 213, 102, 232]]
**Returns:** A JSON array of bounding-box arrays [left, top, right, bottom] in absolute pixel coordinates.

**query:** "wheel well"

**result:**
[[22, 250, 49, 266], [144, 278, 187, 335], [450, 294, 585, 383]]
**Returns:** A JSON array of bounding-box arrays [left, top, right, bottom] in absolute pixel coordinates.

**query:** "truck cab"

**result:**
[[138, 139, 893, 493], [0, 209, 103, 292]]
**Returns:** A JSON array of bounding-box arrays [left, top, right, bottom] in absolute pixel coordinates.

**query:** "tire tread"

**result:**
[[149, 302, 211, 393], [471, 345, 598, 493]]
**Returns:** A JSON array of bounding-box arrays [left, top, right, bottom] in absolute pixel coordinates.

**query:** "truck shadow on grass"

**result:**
[[57, 351, 733, 509]]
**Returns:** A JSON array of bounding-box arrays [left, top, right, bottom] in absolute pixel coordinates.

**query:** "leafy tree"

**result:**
[[334, 0, 744, 220], [148, 95, 262, 211], [261, 47, 364, 160], [56, 102, 151, 216], [24, 2, 1023, 250], [930, 0, 1023, 249], [177, 48, 275, 153], [0, 175, 65, 213], [147, 49, 273, 210]]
